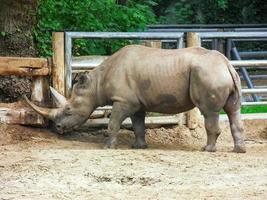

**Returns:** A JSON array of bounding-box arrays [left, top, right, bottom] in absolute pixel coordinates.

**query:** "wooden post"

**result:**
[[186, 32, 202, 129], [31, 69, 50, 126], [187, 32, 201, 47], [52, 32, 65, 96], [143, 40, 162, 48]]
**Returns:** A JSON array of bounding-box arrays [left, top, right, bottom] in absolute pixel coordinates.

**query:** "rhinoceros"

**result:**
[[24, 45, 246, 153]]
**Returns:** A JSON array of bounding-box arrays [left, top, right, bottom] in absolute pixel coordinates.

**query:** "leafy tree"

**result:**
[[155, 0, 267, 24], [35, 0, 156, 56], [35, 0, 267, 56]]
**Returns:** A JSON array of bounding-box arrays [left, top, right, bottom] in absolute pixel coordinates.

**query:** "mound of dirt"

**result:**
[[0, 76, 31, 103], [0, 119, 266, 150], [0, 124, 54, 146]]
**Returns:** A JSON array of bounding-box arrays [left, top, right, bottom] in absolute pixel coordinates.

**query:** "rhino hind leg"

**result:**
[[223, 94, 246, 153], [130, 111, 148, 149], [202, 113, 221, 152]]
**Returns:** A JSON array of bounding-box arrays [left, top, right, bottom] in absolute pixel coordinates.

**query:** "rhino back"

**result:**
[[100, 45, 197, 114]]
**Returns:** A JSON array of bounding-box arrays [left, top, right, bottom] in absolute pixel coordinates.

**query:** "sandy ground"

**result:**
[[0, 119, 267, 199]]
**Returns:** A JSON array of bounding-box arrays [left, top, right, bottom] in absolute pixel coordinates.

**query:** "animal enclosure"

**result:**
[[0, 30, 267, 128], [1, 28, 267, 199]]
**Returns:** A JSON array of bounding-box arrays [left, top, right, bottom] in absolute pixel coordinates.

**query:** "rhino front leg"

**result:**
[[131, 111, 147, 149], [105, 102, 135, 149], [203, 113, 221, 152]]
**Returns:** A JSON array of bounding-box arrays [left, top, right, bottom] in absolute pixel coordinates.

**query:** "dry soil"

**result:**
[[0, 119, 267, 199]]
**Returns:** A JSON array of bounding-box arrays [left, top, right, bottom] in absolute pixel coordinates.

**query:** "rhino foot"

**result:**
[[132, 141, 148, 149], [202, 145, 216, 152], [233, 144, 246, 153], [104, 138, 117, 149], [103, 132, 109, 137], [104, 143, 117, 149]]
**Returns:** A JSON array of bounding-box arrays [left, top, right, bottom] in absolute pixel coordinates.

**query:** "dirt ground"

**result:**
[[0, 119, 267, 200]]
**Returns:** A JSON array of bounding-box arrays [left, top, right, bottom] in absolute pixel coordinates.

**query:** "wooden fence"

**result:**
[[0, 32, 65, 126], [0, 32, 201, 129], [0, 57, 50, 126]]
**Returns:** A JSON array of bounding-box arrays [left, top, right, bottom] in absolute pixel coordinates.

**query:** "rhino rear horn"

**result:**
[[50, 87, 67, 107], [23, 95, 58, 120]]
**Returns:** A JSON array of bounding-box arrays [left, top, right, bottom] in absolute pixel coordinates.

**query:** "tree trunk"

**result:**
[[0, 0, 38, 102]]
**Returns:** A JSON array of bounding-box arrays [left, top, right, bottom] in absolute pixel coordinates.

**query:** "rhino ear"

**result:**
[[77, 72, 90, 86]]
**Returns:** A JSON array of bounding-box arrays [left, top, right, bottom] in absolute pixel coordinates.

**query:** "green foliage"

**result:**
[[156, 0, 267, 24], [220, 105, 267, 114], [35, 0, 267, 56], [35, 0, 156, 56], [241, 105, 267, 114], [0, 32, 6, 37], [159, 1, 194, 24]]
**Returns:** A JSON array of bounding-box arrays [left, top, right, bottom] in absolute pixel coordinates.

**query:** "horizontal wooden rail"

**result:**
[[79, 115, 183, 129], [0, 57, 50, 76], [0, 101, 46, 125]]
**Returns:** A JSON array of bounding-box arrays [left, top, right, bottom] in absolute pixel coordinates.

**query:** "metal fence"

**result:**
[[65, 31, 267, 106], [196, 31, 267, 106], [65, 32, 184, 96]]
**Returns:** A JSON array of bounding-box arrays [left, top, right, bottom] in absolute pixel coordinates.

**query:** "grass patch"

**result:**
[[220, 105, 267, 114], [241, 105, 267, 114]]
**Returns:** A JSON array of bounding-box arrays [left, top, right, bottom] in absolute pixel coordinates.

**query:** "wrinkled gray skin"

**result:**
[[25, 45, 246, 153]]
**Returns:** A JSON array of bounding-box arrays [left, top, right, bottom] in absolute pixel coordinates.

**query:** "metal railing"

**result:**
[[199, 32, 267, 39], [197, 31, 267, 106], [65, 32, 184, 96], [65, 31, 267, 106]]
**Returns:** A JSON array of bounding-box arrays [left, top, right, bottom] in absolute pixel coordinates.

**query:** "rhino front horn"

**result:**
[[23, 95, 58, 120], [50, 86, 67, 107]]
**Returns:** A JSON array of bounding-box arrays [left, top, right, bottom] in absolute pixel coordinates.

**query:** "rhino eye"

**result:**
[[65, 106, 72, 115]]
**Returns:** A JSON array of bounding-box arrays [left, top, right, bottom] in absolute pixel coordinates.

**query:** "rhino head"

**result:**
[[24, 72, 96, 134]]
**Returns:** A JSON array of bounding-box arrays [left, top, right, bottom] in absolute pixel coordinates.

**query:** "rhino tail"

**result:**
[[227, 62, 242, 104]]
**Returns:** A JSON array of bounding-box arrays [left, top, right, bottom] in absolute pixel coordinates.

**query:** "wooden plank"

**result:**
[[90, 110, 105, 119], [0, 105, 104, 125], [0, 57, 50, 76], [0, 56, 48, 68], [52, 32, 65, 96], [0, 107, 44, 125], [0, 101, 46, 126], [143, 40, 162, 48], [31, 76, 50, 126], [186, 32, 202, 130], [79, 115, 182, 130], [31, 77, 50, 103]]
